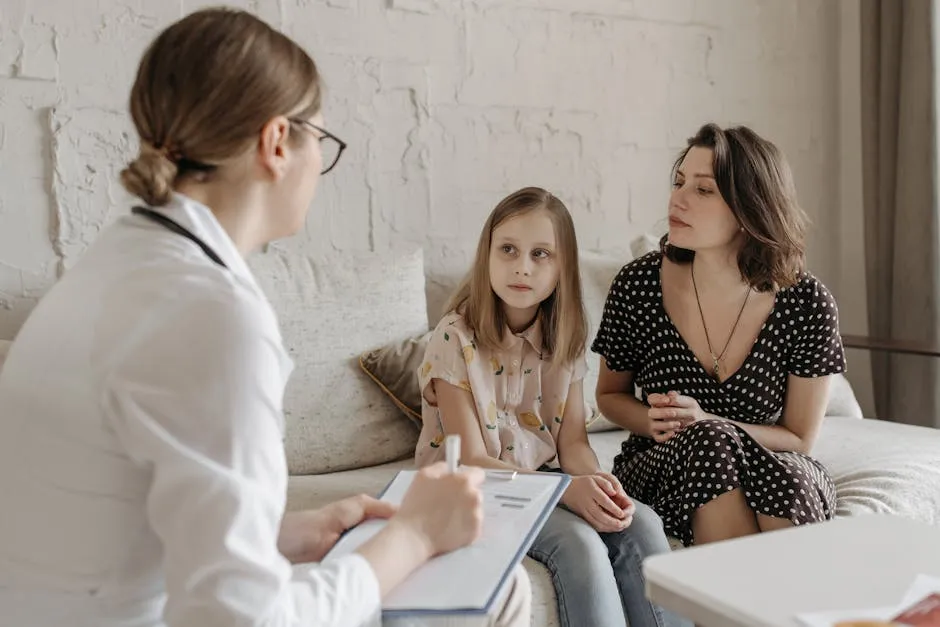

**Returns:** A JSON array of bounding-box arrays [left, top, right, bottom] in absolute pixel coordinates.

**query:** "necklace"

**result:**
[[690, 260, 751, 382]]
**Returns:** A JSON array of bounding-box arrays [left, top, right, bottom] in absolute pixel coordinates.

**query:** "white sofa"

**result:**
[[3, 243, 940, 627]]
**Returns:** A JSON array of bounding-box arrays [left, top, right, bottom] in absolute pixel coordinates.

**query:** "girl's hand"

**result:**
[[562, 475, 633, 533], [594, 471, 635, 515]]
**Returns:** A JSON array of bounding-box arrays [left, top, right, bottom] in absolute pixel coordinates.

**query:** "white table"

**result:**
[[643, 515, 940, 627]]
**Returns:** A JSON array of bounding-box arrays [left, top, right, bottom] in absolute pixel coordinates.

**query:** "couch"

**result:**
[[2, 241, 940, 627]]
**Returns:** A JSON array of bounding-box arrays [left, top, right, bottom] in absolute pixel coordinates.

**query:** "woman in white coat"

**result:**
[[0, 8, 530, 627]]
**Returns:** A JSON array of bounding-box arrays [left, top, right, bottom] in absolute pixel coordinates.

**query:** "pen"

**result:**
[[486, 470, 517, 481], [445, 434, 461, 474]]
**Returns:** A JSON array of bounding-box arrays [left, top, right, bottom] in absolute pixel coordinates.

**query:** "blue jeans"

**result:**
[[527, 502, 691, 627]]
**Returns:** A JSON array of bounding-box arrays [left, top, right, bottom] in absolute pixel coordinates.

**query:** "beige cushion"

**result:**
[[581, 237, 659, 431], [249, 248, 428, 475], [579, 251, 630, 432]]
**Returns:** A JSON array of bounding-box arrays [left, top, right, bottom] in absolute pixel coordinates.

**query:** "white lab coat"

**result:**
[[0, 193, 381, 627]]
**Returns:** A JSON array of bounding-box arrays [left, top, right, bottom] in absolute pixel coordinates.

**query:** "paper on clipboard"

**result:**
[[322, 470, 569, 616]]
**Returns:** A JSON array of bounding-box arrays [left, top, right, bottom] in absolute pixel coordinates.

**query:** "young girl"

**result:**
[[415, 187, 689, 627]]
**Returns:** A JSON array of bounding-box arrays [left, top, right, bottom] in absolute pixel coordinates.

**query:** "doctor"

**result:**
[[0, 8, 530, 627]]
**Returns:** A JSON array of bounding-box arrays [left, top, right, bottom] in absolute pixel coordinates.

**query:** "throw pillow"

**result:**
[[825, 373, 864, 418], [359, 331, 430, 428]]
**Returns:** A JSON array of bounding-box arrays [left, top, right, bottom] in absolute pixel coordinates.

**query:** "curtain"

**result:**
[[860, 0, 940, 426]]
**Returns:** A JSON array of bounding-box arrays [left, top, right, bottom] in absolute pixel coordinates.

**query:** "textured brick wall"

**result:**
[[0, 0, 841, 337]]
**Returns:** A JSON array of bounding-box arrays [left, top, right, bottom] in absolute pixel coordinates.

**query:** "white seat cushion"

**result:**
[[814, 416, 940, 523]]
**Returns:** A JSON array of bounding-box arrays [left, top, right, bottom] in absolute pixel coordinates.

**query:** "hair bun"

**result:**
[[120, 143, 178, 206]]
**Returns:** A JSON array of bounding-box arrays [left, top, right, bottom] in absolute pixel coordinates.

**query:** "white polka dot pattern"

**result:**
[[590, 252, 845, 546]]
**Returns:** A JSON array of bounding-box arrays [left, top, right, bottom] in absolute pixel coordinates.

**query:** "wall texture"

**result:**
[[0, 0, 841, 340]]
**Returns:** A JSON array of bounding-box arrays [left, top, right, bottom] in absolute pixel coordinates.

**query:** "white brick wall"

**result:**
[[0, 0, 841, 338]]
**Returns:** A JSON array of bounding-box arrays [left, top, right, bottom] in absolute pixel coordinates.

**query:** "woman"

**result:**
[[0, 9, 529, 627], [593, 123, 844, 547]]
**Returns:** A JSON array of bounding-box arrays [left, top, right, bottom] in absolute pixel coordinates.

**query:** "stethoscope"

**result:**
[[132, 206, 227, 269]]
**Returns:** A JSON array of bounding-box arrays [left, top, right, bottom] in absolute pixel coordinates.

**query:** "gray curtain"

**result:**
[[860, 0, 940, 426]]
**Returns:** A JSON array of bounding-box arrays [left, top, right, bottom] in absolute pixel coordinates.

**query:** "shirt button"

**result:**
[[512, 360, 519, 366]]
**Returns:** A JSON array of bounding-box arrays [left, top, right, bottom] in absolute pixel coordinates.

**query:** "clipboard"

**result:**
[[322, 469, 570, 619]]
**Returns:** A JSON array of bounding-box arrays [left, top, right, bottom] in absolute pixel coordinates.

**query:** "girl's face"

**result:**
[[667, 146, 742, 252], [488, 208, 560, 325]]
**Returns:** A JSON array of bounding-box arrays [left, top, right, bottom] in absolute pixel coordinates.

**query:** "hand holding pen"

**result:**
[[389, 434, 485, 558]]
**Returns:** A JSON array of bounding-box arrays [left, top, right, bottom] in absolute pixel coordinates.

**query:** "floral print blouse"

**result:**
[[414, 311, 587, 470]]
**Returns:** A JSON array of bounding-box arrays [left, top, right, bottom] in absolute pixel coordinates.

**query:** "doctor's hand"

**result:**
[[390, 462, 485, 558], [277, 495, 397, 564]]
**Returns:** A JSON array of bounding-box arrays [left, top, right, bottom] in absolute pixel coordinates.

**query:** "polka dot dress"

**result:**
[[591, 252, 846, 546]]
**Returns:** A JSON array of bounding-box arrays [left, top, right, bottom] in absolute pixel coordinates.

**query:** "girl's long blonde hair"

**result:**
[[446, 187, 588, 367]]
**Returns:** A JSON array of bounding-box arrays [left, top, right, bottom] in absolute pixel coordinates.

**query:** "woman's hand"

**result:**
[[562, 474, 635, 533], [278, 495, 397, 564], [646, 391, 709, 442]]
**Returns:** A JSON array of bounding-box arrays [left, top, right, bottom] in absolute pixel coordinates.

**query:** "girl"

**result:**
[[593, 123, 845, 548], [0, 9, 530, 627], [415, 187, 689, 627]]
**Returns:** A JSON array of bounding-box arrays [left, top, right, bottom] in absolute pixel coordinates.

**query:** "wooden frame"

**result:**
[[841, 334, 940, 358]]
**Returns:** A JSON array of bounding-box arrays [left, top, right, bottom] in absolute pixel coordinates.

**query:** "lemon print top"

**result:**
[[414, 311, 587, 470]]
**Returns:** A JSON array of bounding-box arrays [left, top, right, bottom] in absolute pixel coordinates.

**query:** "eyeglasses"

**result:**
[[289, 118, 347, 175]]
